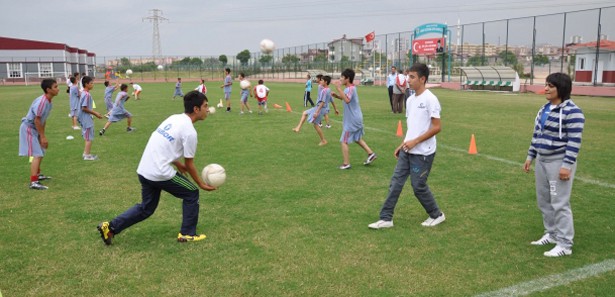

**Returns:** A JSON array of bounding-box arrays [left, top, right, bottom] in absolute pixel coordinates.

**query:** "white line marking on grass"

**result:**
[[300, 114, 615, 189], [474, 259, 615, 297]]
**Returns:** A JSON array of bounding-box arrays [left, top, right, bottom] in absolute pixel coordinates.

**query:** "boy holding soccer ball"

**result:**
[[97, 91, 216, 245], [238, 72, 253, 114]]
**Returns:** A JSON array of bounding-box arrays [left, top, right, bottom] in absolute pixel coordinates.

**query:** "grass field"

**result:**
[[1, 79, 614, 296]]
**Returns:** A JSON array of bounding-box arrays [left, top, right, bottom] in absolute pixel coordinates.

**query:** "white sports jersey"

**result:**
[[405, 89, 441, 155], [137, 113, 197, 181]]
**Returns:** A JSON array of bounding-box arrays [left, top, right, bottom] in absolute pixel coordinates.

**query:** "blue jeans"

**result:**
[[110, 173, 200, 236], [379, 152, 441, 221]]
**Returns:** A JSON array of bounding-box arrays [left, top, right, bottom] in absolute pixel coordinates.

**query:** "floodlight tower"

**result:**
[[143, 9, 168, 65]]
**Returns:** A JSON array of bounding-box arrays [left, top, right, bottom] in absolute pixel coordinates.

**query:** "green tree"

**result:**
[[513, 62, 524, 77], [236, 50, 251, 65], [533, 54, 549, 66], [282, 54, 299, 64], [218, 55, 228, 66], [120, 57, 131, 67], [313, 53, 328, 63], [466, 55, 487, 66], [259, 55, 273, 64], [498, 50, 518, 66], [189, 57, 203, 65]]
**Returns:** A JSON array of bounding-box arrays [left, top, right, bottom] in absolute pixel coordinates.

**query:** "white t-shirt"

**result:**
[[137, 113, 197, 181], [405, 89, 441, 155]]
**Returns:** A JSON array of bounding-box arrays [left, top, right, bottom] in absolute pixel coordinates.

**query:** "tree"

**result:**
[[189, 57, 203, 65], [466, 55, 487, 66], [236, 50, 251, 65], [259, 55, 273, 64], [498, 50, 518, 66], [218, 55, 228, 66], [282, 54, 299, 64], [313, 53, 328, 63], [533, 54, 549, 66], [120, 57, 131, 67]]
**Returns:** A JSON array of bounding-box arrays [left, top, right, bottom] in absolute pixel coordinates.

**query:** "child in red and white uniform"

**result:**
[[252, 80, 270, 115]]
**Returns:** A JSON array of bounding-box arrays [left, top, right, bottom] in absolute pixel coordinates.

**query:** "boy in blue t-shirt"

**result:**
[[78, 76, 104, 160], [293, 75, 336, 146], [173, 77, 184, 100], [332, 69, 377, 170], [18, 79, 59, 189], [99, 84, 135, 135]]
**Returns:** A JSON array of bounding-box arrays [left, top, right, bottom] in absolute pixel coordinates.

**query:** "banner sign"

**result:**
[[412, 38, 445, 55], [413, 23, 447, 38]]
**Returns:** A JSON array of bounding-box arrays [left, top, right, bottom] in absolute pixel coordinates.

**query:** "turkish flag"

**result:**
[[365, 31, 375, 43]]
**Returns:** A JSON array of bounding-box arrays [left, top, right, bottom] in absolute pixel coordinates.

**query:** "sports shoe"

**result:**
[[99, 129, 105, 136], [84, 154, 98, 161], [177, 233, 206, 242], [368, 220, 394, 229], [531, 233, 556, 246], [363, 153, 378, 165], [97, 222, 114, 245], [29, 181, 48, 190], [421, 213, 445, 227], [544, 245, 572, 257], [325, 124, 331, 128], [249, 110, 253, 114], [38, 174, 52, 181], [318, 123, 323, 127], [73, 126, 81, 130], [339, 164, 351, 170], [126, 127, 136, 132], [240, 111, 245, 115]]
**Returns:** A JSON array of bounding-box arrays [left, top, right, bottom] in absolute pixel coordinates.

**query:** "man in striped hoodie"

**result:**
[[524, 72, 585, 257]]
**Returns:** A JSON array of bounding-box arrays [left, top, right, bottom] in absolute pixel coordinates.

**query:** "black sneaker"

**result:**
[[38, 174, 52, 181], [363, 153, 377, 165], [97, 222, 114, 245], [126, 127, 135, 132], [29, 181, 48, 190], [99, 129, 105, 136]]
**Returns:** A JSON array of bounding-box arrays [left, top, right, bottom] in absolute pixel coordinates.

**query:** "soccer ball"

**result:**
[[260, 39, 275, 54], [208, 106, 216, 114], [157, 65, 164, 70], [240, 80, 251, 89], [126, 69, 133, 75], [202, 163, 226, 187]]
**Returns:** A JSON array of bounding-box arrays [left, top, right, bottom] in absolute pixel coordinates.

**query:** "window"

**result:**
[[39, 63, 53, 77], [7, 63, 22, 78], [579, 58, 585, 70]]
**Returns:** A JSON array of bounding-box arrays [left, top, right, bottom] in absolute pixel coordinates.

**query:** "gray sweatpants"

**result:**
[[535, 156, 576, 249], [379, 152, 441, 221]]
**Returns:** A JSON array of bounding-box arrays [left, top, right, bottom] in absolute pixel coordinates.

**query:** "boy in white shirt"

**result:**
[[369, 63, 445, 229]]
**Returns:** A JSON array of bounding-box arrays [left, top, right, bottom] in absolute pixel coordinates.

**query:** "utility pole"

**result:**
[[143, 9, 168, 65]]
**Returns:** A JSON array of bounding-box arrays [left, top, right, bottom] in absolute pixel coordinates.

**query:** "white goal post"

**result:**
[[24, 72, 70, 86]]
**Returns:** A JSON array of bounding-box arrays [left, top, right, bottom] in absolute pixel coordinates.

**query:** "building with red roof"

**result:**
[[569, 39, 615, 85], [0, 36, 96, 83]]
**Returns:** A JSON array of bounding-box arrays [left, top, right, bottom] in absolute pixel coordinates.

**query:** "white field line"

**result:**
[[321, 115, 615, 189], [474, 259, 615, 297]]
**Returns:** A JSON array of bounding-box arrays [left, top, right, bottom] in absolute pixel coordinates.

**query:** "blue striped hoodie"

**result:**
[[526, 99, 584, 169]]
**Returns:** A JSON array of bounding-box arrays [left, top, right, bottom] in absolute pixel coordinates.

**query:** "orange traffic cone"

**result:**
[[396, 120, 403, 137], [285, 102, 292, 112], [273, 103, 282, 109], [468, 134, 478, 155]]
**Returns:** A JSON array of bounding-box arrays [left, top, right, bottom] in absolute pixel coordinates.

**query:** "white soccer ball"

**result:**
[[202, 163, 226, 187], [240, 80, 251, 89], [157, 65, 164, 70], [126, 69, 133, 75], [208, 106, 216, 114], [260, 39, 275, 54]]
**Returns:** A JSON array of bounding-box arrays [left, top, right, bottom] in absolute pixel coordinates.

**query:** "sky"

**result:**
[[0, 0, 612, 58]]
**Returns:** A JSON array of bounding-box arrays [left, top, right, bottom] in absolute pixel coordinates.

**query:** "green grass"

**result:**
[[1, 80, 614, 296]]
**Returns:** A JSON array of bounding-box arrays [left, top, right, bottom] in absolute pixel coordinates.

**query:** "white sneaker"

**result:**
[[73, 126, 81, 130], [544, 245, 572, 257], [531, 234, 556, 246], [368, 220, 394, 229], [83, 154, 98, 161], [421, 213, 445, 227]]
